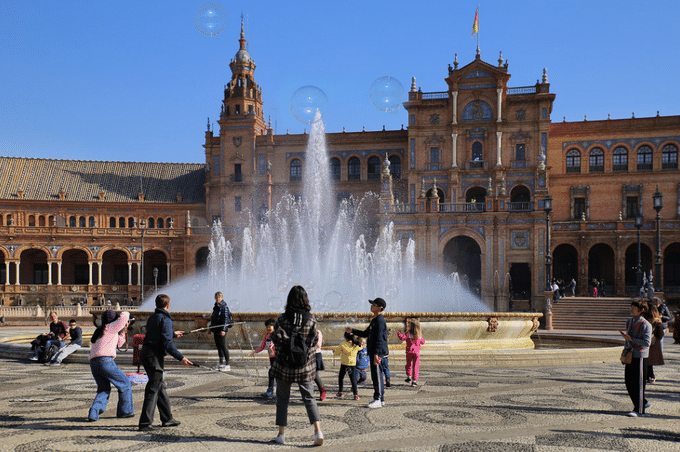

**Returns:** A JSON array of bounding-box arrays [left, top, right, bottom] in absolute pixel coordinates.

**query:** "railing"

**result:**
[[439, 202, 485, 213], [507, 86, 537, 95], [0, 305, 139, 318], [566, 166, 581, 173], [422, 92, 448, 100], [469, 160, 484, 169], [613, 164, 628, 172], [230, 173, 244, 182], [392, 204, 418, 214], [589, 166, 604, 173], [507, 202, 533, 212], [662, 162, 678, 170]]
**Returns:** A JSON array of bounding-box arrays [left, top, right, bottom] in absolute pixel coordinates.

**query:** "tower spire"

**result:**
[[239, 15, 246, 51]]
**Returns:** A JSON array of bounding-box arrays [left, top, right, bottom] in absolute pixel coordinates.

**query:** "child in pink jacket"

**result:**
[[397, 318, 425, 386]]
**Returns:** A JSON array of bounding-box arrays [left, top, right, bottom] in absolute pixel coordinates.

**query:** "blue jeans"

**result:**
[[88, 357, 134, 420]]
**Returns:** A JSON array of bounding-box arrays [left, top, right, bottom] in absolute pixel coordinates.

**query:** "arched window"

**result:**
[[148, 217, 155, 228], [38, 216, 46, 226], [329, 157, 341, 181], [471, 142, 483, 168], [28, 215, 36, 227], [348, 157, 361, 180], [367, 156, 381, 180], [167, 217, 173, 228], [566, 149, 581, 173], [69, 216, 77, 227], [119, 217, 125, 228], [89, 216, 95, 227], [637, 145, 652, 171], [158, 217, 164, 228], [589, 148, 604, 173], [110, 217, 116, 228], [613, 146, 628, 172], [662, 144, 678, 169], [290, 158, 302, 182], [389, 155, 401, 180], [79, 216, 86, 227], [128, 217, 135, 228]]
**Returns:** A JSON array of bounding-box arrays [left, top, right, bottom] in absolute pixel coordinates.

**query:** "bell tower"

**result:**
[[204, 18, 268, 224]]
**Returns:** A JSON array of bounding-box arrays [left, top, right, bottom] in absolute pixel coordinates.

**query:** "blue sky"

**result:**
[[1, 0, 678, 163]]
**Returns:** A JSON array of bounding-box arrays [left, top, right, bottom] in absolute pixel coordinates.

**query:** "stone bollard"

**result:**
[[76, 304, 82, 317], [36, 305, 43, 317], [545, 300, 553, 331]]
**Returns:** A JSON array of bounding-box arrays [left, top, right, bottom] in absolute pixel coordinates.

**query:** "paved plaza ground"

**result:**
[[1, 328, 679, 451]]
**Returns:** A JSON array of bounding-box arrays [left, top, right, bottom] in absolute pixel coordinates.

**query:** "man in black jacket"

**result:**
[[138, 294, 192, 432], [347, 298, 389, 409]]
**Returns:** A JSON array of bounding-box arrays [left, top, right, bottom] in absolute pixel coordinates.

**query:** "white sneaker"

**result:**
[[218, 365, 231, 372], [626, 411, 638, 417], [314, 431, 324, 446], [644, 401, 651, 409], [29, 356, 38, 361], [273, 434, 285, 444], [367, 399, 382, 409]]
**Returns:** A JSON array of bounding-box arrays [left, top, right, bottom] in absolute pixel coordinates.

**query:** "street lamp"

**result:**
[[635, 211, 643, 290], [653, 186, 663, 291], [138, 219, 146, 303], [153, 267, 159, 293], [544, 194, 553, 292]]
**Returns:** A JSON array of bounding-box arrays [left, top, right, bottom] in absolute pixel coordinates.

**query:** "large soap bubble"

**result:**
[[195, 3, 227, 37], [290, 86, 328, 124], [369, 76, 404, 113]]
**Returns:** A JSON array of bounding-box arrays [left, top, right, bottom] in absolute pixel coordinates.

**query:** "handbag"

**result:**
[[620, 349, 632, 365]]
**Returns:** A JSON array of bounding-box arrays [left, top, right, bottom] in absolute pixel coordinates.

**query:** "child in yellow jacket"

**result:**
[[334, 332, 363, 400]]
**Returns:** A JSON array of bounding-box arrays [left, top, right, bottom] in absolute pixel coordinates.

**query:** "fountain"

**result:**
[[134, 111, 541, 351]]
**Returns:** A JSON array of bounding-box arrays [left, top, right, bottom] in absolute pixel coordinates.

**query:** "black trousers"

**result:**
[[138, 346, 173, 426], [624, 357, 648, 414], [213, 331, 230, 364], [338, 364, 357, 395]]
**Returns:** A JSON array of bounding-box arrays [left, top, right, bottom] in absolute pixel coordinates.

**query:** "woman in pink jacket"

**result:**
[[87, 310, 133, 421], [398, 318, 425, 386]]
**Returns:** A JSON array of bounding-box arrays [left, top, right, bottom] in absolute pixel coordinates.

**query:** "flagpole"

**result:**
[[476, 4, 480, 55]]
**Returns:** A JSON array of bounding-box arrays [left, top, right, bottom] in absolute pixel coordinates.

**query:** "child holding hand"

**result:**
[[333, 332, 363, 400], [354, 337, 369, 385], [397, 318, 425, 386]]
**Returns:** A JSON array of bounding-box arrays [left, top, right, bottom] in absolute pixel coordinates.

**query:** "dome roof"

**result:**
[[235, 48, 251, 64]]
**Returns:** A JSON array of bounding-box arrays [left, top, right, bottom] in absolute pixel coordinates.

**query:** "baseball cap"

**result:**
[[369, 298, 386, 308]]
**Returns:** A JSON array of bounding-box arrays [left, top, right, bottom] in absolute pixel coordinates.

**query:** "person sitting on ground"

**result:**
[[47, 319, 82, 366], [31, 311, 68, 361]]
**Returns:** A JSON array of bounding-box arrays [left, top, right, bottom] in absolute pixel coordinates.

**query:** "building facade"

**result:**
[[1, 29, 679, 311]]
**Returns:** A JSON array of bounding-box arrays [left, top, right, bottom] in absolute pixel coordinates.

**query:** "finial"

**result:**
[[657, 110, 660, 117], [240, 14, 245, 39], [608, 113, 611, 119], [343, 126, 346, 132], [268, 115, 271, 128], [363, 126, 366, 132], [504, 59, 508, 69], [411, 77, 417, 92], [420, 178, 426, 198], [542, 68, 548, 83], [454, 53, 459, 69], [207, 117, 210, 131], [584, 115, 587, 121], [498, 51, 503, 67], [632, 112, 635, 118], [382, 125, 386, 131]]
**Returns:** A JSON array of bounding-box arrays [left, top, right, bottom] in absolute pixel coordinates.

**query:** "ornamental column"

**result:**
[[166, 262, 171, 284], [57, 262, 62, 285], [5, 262, 9, 284], [128, 263, 132, 286], [97, 262, 102, 286], [496, 131, 503, 167], [88, 262, 93, 285], [451, 91, 458, 124], [15, 262, 20, 285], [47, 263, 52, 285], [451, 133, 458, 168], [496, 88, 502, 122]]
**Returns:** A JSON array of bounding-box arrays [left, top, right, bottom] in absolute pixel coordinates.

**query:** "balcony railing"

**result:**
[[230, 173, 245, 182], [507, 202, 533, 212], [422, 92, 448, 100], [393, 203, 418, 214], [439, 202, 485, 213], [507, 86, 537, 95]]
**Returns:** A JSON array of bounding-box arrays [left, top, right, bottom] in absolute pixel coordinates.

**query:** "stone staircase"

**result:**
[[550, 296, 632, 331]]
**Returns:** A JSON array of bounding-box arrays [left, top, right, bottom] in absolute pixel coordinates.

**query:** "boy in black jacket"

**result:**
[[347, 297, 388, 408]]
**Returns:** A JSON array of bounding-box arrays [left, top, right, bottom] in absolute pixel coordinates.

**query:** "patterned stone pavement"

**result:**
[[1, 335, 679, 451]]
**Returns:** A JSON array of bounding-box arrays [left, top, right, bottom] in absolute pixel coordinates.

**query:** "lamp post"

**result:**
[[544, 194, 553, 291], [138, 219, 146, 303], [635, 211, 643, 290], [153, 267, 159, 293], [653, 186, 663, 291]]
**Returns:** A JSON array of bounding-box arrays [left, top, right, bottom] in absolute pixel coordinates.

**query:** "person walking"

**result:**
[[138, 294, 193, 431], [398, 318, 426, 386], [619, 300, 651, 417], [645, 305, 665, 384], [270, 285, 323, 446]]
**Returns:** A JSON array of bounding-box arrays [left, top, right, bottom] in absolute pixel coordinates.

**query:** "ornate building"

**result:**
[[1, 27, 679, 311]]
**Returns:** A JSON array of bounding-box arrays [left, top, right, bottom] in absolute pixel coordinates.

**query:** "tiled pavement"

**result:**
[[1, 328, 679, 451]]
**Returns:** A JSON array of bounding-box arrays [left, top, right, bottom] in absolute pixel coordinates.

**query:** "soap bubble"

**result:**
[[290, 86, 328, 124], [230, 299, 240, 311], [195, 3, 227, 37], [324, 291, 343, 310], [345, 316, 357, 325], [191, 282, 201, 292], [268, 297, 283, 311], [278, 280, 289, 292], [369, 76, 404, 113], [385, 285, 399, 300], [249, 330, 260, 342], [304, 279, 315, 291]]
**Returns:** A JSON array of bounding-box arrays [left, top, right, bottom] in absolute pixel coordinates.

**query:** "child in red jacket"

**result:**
[[397, 318, 425, 386]]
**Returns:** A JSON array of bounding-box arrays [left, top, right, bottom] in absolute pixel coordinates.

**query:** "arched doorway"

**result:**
[[553, 244, 578, 286], [62, 249, 90, 285], [196, 247, 210, 272], [101, 250, 129, 285], [588, 244, 615, 296], [465, 186, 486, 211], [145, 250, 168, 288], [663, 242, 680, 293], [625, 243, 654, 294], [19, 248, 48, 285], [442, 236, 482, 297]]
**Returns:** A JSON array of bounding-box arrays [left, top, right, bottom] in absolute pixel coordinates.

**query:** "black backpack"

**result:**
[[38, 344, 60, 363], [279, 312, 311, 368]]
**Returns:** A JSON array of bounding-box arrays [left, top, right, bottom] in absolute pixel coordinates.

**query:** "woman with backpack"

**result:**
[[270, 285, 323, 446]]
